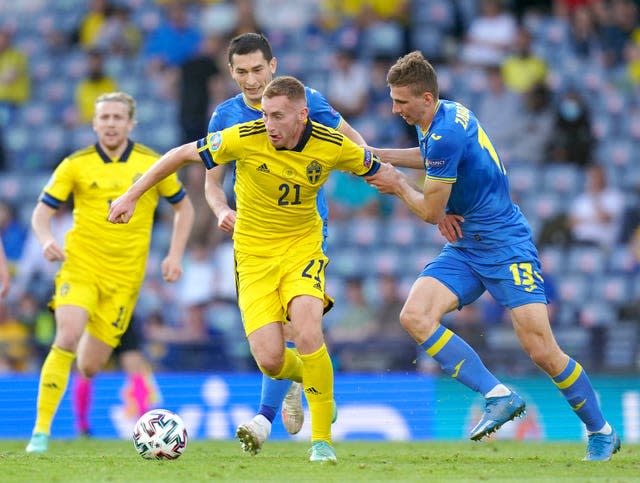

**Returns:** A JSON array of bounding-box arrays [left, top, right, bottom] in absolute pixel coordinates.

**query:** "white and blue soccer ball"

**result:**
[[132, 409, 188, 460]]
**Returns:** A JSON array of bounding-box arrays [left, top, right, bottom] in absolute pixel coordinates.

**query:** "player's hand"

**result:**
[[161, 256, 183, 283], [108, 194, 136, 224], [365, 162, 401, 194], [42, 239, 66, 262], [438, 214, 465, 243], [217, 207, 236, 233]]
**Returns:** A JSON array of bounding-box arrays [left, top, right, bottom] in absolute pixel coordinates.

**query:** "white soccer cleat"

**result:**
[[281, 382, 304, 435], [236, 415, 271, 455]]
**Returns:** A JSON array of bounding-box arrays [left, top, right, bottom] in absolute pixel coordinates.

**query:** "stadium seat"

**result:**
[[566, 245, 606, 275], [542, 164, 584, 197], [604, 323, 638, 371], [592, 274, 633, 305]]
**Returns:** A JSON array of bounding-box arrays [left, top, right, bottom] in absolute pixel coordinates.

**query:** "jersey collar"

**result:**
[[95, 139, 134, 163], [420, 100, 441, 137], [241, 94, 263, 113], [277, 119, 312, 152]]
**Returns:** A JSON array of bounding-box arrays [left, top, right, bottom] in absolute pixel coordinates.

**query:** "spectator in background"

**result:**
[[325, 48, 369, 119], [75, 48, 118, 124], [501, 26, 547, 94], [0, 200, 28, 269], [597, 0, 638, 68], [569, 163, 625, 250], [71, 0, 111, 51], [178, 35, 222, 143], [460, 0, 518, 67], [326, 276, 377, 345], [567, 4, 602, 60], [545, 88, 593, 166], [142, 2, 202, 76], [94, 4, 141, 57], [0, 299, 32, 371], [475, 66, 523, 161], [509, 82, 554, 164], [0, 27, 30, 170]]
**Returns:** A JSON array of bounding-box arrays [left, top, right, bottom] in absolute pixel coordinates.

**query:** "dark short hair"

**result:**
[[263, 76, 306, 103], [227, 32, 273, 65], [387, 50, 439, 99]]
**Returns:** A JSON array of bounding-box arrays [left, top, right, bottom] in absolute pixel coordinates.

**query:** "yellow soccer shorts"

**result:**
[[235, 241, 334, 336], [50, 266, 140, 348]]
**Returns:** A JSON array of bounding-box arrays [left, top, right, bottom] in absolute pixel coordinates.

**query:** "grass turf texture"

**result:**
[[2, 440, 638, 482]]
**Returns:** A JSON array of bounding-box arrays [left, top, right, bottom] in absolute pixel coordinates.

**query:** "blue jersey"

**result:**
[[208, 87, 342, 244], [419, 99, 532, 249]]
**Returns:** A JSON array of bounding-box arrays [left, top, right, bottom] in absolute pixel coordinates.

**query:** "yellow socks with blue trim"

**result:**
[[551, 358, 606, 432], [299, 344, 334, 443], [34, 346, 76, 435]]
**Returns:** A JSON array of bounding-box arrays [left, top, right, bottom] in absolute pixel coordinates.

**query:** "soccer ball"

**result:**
[[132, 409, 188, 460]]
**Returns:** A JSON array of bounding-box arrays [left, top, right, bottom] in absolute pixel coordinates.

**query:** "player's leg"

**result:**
[[401, 273, 521, 441], [234, 251, 296, 454], [288, 294, 336, 464], [239, 321, 292, 454], [71, 374, 93, 436], [510, 303, 620, 461], [27, 304, 88, 453], [117, 320, 160, 418]]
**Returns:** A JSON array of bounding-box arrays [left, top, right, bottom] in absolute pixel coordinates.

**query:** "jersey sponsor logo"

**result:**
[[306, 160, 322, 184], [430, 133, 442, 140], [208, 131, 222, 151], [427, 159, 445, 167], [305, 386, 321, 396], [363, 149, 372, 168], [256, 163, 270, 173]]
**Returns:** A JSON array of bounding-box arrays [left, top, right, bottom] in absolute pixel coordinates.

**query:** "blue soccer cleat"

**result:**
[[470, 392, 526, 441], [26, 432, 49, 453], [308, 440, 337, 464], [583, 428, 621, 461]]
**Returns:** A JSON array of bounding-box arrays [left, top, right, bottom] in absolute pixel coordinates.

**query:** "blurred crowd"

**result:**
[[1, 0, 640, 375]]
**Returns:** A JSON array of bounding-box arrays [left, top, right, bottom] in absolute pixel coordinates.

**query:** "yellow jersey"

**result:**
[[40, 140, 186, 286], [197, 119, 380, 256]]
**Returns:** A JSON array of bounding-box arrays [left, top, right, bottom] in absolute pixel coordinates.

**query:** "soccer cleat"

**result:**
[[26, 432, 49, 453], [282, 382, 304, 435], [583, 428, 621, 461], [236, 415, 271, 455], [308, 440, 337, 464], [469, 392, 526, 441]]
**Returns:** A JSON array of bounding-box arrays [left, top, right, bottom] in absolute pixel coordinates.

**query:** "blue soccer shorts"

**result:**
[[421, 241, 548, 309]]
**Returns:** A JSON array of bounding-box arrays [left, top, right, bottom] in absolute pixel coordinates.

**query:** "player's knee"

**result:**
[[76, 360, 100, 378], [255, 354, 284, 377], [399, 305, 437, 337], [524, 341, 559, 371]]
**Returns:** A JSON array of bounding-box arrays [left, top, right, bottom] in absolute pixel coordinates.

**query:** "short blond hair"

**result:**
[[263, 76, 306, 104], [95, 92, 136, 121]]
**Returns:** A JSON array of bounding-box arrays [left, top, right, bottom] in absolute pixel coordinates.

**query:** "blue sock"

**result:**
[[257, 342, 294, 423], [421, 324, 500, 395], [552, 358, 606, 432]]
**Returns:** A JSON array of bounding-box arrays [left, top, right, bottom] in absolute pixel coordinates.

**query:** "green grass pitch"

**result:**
[[2, 439, 638, 482]]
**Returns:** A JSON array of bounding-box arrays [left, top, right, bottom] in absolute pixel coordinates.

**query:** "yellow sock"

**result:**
[[34, 346, 76, 435], [270, 347, 303, 382], [299, 344, 334, 444]]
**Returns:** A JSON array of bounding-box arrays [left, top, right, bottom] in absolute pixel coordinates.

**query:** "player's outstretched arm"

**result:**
[[31, 202, 65, 262], [161, 195, 195, 283], [366, 163, 450, 224], [204, 166, 236, 233], [368, 146, 423, 169], [108, 142, 201, 224], [338, 119, 366, 146]]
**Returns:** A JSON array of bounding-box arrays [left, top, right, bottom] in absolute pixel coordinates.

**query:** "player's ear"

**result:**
[[269, 57, 277, 74]]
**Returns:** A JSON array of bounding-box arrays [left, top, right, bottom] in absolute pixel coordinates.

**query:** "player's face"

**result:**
[[229, 51, 277, 105], [389, 85, 432, 128], [92, 100, 134, 153], [262, 95, 308, 149]]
